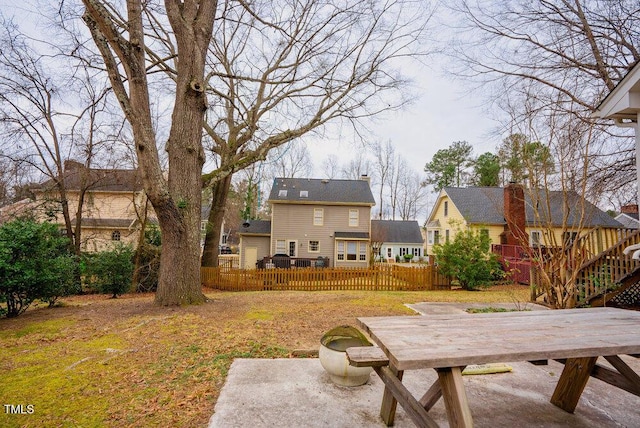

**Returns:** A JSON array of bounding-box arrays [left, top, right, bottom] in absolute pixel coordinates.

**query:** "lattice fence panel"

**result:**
[[610, 282, 640, 308]]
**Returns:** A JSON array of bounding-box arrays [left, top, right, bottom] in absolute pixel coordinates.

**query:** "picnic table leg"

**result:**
[[551, 356, 597, 413], [437, 366, 473, 428], [379, 365, 403, 426]]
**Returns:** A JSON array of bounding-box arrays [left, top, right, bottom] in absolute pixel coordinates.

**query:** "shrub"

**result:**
[[403, 254, 414, 263], [432, 229, 502, 290], [84, 244, 134, 298], [0, 219, 77, 317]]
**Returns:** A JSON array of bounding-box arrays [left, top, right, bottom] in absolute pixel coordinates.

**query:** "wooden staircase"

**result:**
[[574, 229, 640, 307], [587, 264, 640, 307]]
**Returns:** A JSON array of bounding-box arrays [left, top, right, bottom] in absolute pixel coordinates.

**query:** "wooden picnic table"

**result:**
[[347, 307, 640, 428]]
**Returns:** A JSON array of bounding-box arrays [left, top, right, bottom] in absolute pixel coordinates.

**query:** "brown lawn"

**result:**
[[0, 285, 529, 427]]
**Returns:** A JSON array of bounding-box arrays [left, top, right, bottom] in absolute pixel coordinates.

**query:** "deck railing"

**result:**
[[201, 263, 451, 292], [573, 228, 640, 304], [529, 228, 640, 306]]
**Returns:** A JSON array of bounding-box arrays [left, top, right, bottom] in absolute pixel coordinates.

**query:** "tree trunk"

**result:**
[[82, 0, 216, 306], [201, 174, 232, 267]]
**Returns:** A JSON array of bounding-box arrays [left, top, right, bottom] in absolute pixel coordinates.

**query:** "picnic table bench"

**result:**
[[347, 307, 640, 428]]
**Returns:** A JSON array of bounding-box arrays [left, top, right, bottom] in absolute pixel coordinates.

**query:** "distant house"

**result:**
[[0, 160, 152, 252], [239, 176, 376, 268], [371, 220, 424, 262], [425, 184, 623, 255], [615, 205, 639, 229]]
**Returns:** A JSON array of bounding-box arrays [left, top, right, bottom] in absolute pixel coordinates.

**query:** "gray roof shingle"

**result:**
[[371, 220, 423, 244], [35, 161, 143, 193], [268, 178, 375, 205], [238, 220, 271, 235], [443, 187, 623, 229]]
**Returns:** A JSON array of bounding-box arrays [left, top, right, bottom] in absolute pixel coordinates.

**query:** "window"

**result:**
[[563, 232, 578, 246], [201, 221, 207, 231], [111, 230, 121, 241], [427, 231, 434, 245], [314, 208, 324, 226], [412, 247, 421, 257], [278, 189, 288, 197], [309, 240, 320, 252], [300, 190, 308, 198], [387, 247, 392, 258], [337, 241, 345, 260], [347, 242, 357, 260], [445, 229, 450, 243], [276, 240, 286, 254], [444, 201, 448, 216], [433, 230, 440, 245], [349, 209, 359, 227], [400, 247, 408, 256], [530, 231, 542, 246], [337, 241, 366, 262]]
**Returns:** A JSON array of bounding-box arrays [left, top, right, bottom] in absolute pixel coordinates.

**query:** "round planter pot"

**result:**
[[319, 326, 373, 387]]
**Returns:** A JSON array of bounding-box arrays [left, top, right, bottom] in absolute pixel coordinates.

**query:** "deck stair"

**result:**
[[586, 264, 640, 307], [575, 229, 640, 307]]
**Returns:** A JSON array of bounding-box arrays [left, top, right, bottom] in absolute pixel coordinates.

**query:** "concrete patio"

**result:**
[[209, 303, 640, 427]]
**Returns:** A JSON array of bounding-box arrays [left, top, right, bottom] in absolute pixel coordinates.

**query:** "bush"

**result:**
[[84, 244, 135, 298], [403, 254, 414, 263], [0, 219, 77, 317], [432, 229, 502, 290]]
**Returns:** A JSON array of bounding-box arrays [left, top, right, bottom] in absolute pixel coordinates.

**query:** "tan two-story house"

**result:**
[[0, 160, 153, 252], [239, 177, 376, 269]]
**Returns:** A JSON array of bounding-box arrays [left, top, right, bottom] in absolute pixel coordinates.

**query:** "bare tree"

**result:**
[[341, 156, 373, 181], [321, 154, 341, 179], [397, 168, 428, 221], [0, 21, 121, 256], [445, 0, 640, 198], [372, 141, 395, 219], [264, 144, 313, 180], [199, 0, 433, 266], [81, 0, 216, 305]]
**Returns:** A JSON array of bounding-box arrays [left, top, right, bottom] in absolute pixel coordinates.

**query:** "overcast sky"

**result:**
[[1, 1, 499, 186], [304, 66, 500, 179]]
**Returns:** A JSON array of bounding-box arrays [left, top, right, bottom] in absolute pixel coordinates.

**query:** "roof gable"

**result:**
[[592, 61, 640, 122], [440, 187, 622, 229], [268, 177, 375, 205]]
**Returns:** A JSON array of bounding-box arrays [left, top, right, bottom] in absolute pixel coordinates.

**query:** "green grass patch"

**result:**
[[0, 318, 75, 340]]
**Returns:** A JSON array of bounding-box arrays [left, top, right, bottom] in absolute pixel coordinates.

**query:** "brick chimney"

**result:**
[[503, 183, 527, 246], [621, 204, 639, 215]]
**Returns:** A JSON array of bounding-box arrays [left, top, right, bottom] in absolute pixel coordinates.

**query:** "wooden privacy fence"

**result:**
[[201, 264, 451, 292]]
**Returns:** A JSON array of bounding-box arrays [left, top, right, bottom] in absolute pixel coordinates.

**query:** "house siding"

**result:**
[[380, 243, 424, 261], [426, 194, 468, 255], [239, 235, 270, 268], [81, 226, 139, 252], [270, 203, 371, 267], [426, 188, 624, 256]]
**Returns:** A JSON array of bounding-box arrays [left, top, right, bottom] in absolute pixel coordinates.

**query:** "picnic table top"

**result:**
[[356, 307, 640, 371]]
